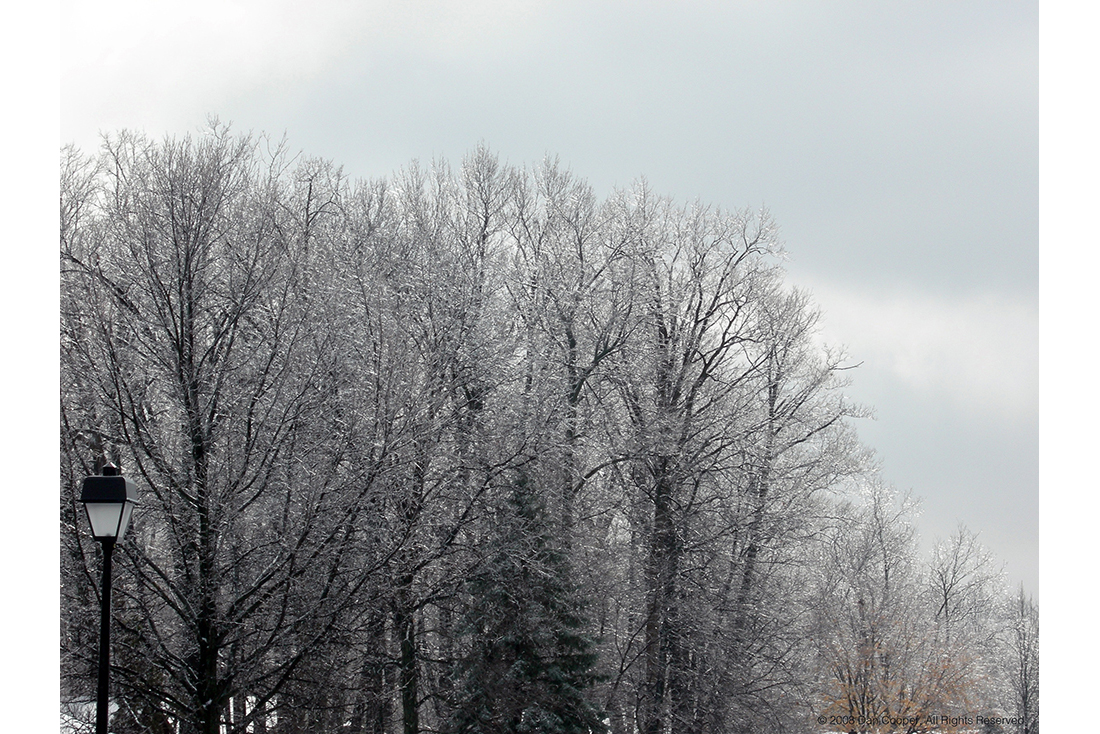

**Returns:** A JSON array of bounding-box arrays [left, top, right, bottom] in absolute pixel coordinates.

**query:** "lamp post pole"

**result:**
[[96, 536, 115, 734], [81, 463, 139, 734]]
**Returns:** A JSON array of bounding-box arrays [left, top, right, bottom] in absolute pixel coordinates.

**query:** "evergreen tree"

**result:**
[[449, 474, 606, 734]]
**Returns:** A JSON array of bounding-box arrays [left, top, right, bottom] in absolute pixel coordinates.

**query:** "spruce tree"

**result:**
[[449, 474, 606, 734]]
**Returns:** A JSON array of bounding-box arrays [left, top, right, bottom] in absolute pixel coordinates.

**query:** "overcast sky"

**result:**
[[59, 0, 1039, 594]]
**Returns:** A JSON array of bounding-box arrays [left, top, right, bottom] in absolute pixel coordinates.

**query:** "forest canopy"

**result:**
[[60, 125, 1038, 734]]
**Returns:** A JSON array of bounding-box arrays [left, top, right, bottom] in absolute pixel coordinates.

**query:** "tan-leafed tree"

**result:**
[[814, 485, 980, 734]]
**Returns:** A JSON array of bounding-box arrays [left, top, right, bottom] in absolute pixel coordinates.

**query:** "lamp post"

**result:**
[[81, 463, 139, 734]]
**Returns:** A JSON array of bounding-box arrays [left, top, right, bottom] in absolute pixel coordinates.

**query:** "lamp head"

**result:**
[[81, 464, 139, 542]]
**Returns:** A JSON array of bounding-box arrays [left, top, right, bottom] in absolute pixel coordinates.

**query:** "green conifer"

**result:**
[[449, 474, 606, 734]]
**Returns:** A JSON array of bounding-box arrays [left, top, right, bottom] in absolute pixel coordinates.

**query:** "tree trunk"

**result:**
[[735, 371, 777, 632], [641, 463, 678, 734], [394, 590, 420, 734], [349, 611, 388, 734]]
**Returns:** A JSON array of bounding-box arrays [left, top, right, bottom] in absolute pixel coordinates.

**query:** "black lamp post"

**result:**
[[81, 463, 139, 734]]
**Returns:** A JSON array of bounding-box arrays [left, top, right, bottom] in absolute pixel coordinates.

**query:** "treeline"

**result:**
[[60, 125, 1038, 734]]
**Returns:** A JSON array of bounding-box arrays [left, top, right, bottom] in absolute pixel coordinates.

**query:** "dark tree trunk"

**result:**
[[394, 590, 419, 734], [641, 463, 678, 734], [349, 611, 389, 734]]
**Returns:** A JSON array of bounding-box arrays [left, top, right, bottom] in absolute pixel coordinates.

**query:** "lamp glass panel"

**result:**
[[117, 501, 136, 542], [85, 502, 125, 539]]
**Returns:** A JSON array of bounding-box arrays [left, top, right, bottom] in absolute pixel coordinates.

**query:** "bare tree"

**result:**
[[504, 158, 634, 535], [61, 126, 388, 734], [668, 284, 867, 734], [928, 525, 1002, 648], [597, 186, 781, 734], [1005, 586, 1038, 734]]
